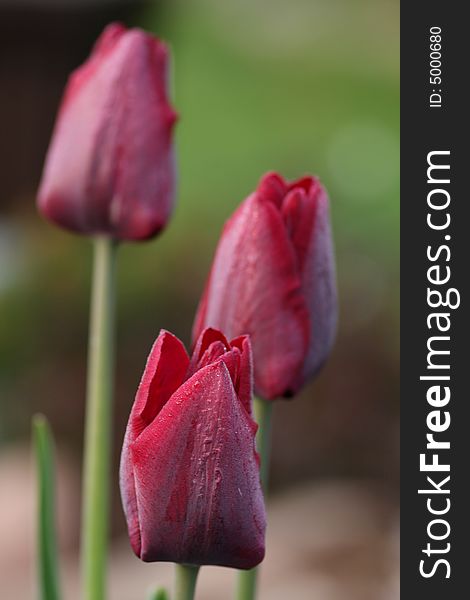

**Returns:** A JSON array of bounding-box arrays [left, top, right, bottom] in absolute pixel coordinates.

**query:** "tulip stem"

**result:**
[[174, 564, 200, 600], [235, 397, 273, 600], [254, 397, 273, 488], [81, 236, 117, 600]]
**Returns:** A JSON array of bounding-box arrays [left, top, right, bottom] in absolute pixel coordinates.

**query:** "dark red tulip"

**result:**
[[37, 23, 177, 241], [193, 172, 337, 400], [120, 328, 266, 569]]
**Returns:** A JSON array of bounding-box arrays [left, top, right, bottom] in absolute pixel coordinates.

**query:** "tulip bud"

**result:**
[[193, 172, 338, 400], [37, 23, 177, 241], [120, 328, 266, 569]]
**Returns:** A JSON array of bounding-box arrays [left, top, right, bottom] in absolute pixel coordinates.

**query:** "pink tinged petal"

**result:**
[[228, 335, 254, 418], [281, 178, 337, 382], [193, 173, 337, 398], [186, 328, 230, 379], [281, 185, 319, 272], [38, 24, 131, 232], [186, 327, 230, 379], [119, 330, 189, 557], [192, 327, 230, 359], [189, 330, 254, 418], [91, 22, 127, 55], [216, 348, 241, 399], [188, 340, 227, 377], [110, 33, 177, 240], [287, 174, 318, 195], [298, 187, 338, 380], [130, 361, 265, 568], [193, 194, 310, 400], [37, 23, 176, 240], [256, 171, 288, 207], [137, 330, 190, 428]]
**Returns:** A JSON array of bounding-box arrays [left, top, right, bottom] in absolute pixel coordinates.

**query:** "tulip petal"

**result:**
[[194, 340, 228, 372], [137, 331, 190, 428], [228, 336, 254, 417], [281, 186, 317, 271], [109, 33, 176, 239], [37, 24, 176, 240], [297, 188, 338, 379], [194, 173, 338, 398], [193, 194, 310, 399], [191, 328, 230, 360], [188, 330, 254, 417], [120, 330, 189, 557], [256, 171, 287, 207], [130, 361, 265, 568], [186, 328, 230, 379], [287, 175, 317, 195]]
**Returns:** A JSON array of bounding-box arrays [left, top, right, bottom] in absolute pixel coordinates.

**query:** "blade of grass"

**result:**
[[148, 588, 170, 600], [33, 414, 61, 600]]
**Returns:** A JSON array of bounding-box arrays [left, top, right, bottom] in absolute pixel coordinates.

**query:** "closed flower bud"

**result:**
[[193, 172, 338, 400], [120, 328, 266, 569], [37, 23, 177, 241]]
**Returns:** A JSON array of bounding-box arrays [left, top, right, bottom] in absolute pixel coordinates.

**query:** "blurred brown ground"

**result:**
[[0, 447, 398, 599]]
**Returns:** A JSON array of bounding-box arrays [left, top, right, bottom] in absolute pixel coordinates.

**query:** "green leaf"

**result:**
[[148, 588, 170, 600], [33, 414, 61, 600]]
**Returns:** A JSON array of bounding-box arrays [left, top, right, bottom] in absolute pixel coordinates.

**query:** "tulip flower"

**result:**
[[193, 172, 338, 401], [120, 328, 266, 570], [37, 22, 177, 241]]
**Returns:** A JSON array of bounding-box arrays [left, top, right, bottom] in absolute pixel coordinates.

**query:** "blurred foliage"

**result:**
[[0, 0, 398, 488]]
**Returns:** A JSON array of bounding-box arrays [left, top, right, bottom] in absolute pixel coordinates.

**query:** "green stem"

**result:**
[[235, 568, 256, 600], [174, 564, 200, 600], [81, 237, 117, 600], [235, 397, 273, 600]]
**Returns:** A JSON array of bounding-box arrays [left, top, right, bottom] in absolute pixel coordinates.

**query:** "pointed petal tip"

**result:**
[[194, 327, 230, 358], [259, 171, 287, 188], [92, 22, 127, 56], [256, 172, 287, 206], [134, 330, 189, 429]]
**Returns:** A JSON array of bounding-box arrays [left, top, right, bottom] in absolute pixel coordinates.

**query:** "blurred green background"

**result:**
[[0, 0, 399, 598]]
